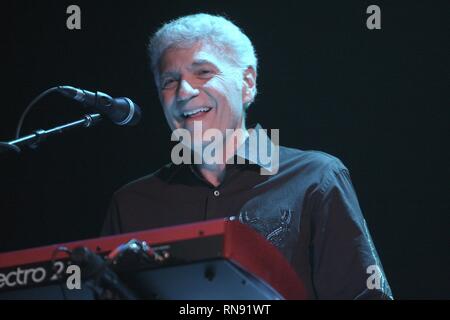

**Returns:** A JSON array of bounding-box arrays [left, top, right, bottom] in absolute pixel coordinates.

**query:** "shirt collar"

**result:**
[[234, 124, 279, 175], [176, 123, 280, 179]]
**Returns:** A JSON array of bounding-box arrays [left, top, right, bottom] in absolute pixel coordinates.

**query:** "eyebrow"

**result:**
[[160, 71, 179, 79], [160, 59, 219, 80], [190, 59, 218, 69]]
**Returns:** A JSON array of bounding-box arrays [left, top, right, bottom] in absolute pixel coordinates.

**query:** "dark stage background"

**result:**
[[1, 1, 448, 299]]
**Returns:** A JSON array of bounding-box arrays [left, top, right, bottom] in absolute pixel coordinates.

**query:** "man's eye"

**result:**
[[162, 79, 177, 89], [197, 69, 213, 77]]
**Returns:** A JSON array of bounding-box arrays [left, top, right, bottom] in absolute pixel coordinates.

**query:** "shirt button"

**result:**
[[213, 190, 220, 197]]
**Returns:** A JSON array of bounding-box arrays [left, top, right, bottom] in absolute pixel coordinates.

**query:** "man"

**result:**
[[102, 13, 393, 299]]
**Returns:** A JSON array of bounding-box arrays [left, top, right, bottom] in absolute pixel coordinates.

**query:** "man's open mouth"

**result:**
[[182, 107, 212, 119]]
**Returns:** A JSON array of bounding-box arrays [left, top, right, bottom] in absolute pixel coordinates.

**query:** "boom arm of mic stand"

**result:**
[[0, 113, 102, 154]]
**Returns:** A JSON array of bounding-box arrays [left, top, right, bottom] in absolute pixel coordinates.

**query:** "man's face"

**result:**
[[157, 42, 252, 144]]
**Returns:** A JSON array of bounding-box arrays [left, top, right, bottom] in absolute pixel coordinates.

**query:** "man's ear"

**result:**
[[242, 67, 257, 106]]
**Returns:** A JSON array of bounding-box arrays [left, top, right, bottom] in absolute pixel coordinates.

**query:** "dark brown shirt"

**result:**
[[102, 126, 393, 299]]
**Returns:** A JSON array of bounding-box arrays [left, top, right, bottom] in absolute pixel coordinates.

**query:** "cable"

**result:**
[[15, 87, 59, 139], [51, 246, 72, 300]]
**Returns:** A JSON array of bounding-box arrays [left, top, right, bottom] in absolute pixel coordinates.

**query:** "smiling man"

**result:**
[[102, 13, 393, 300], [154, 21, 258, 186]]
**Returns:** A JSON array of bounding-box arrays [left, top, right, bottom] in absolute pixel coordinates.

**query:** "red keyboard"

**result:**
[[0, 219, 307, 299]]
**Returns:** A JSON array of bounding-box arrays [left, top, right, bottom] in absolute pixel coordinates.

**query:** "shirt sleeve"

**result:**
[[100, 195, 122, 236], [309, 160, 393, 299]]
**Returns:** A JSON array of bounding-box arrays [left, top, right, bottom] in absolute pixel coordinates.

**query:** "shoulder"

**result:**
[[276, 146, 351, 193], [113, 162, 180, 198], [279, 146, 348, 174]]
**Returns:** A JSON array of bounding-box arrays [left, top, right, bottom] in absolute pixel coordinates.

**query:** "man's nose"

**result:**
[[177, 79, 199, 102]]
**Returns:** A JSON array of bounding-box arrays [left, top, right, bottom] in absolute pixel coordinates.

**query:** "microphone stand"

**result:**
[[0, 113, 102, 154]]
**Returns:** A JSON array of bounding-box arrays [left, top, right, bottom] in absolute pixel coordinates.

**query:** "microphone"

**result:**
[[57, 85, 142, 126]]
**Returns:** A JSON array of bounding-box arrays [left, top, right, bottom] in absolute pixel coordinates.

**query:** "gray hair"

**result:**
[[148, 13, 258, 106]]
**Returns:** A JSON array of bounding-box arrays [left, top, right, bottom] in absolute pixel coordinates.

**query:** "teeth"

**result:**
[[183, 107, 210, 117]]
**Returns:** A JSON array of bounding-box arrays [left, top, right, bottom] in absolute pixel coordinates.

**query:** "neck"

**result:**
[[196, 122, 249, 187]]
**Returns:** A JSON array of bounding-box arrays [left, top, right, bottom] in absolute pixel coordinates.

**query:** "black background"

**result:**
[[1, 1, 448, 298]]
